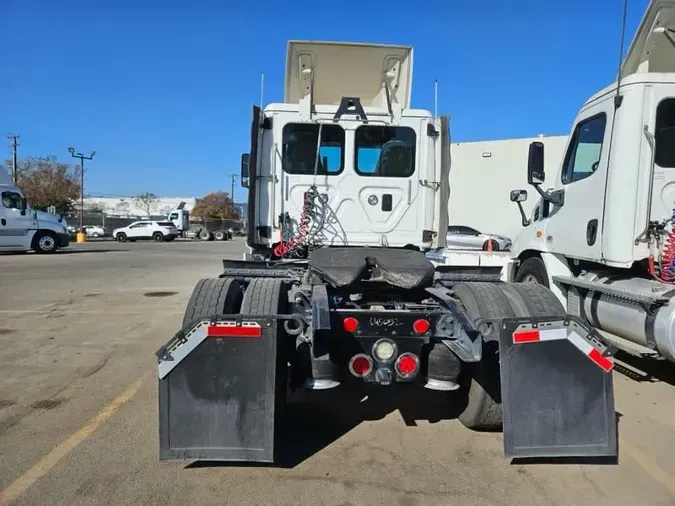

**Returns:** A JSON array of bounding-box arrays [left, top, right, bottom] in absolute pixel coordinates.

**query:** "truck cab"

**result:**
[[0, 170, 70, 253], [240, 41, 450, 259], [508, 0, 675, 361]]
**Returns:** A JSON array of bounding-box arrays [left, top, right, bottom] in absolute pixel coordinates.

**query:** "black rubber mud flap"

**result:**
[[499, 316, 617, 459], [158, 278, 284, 463]]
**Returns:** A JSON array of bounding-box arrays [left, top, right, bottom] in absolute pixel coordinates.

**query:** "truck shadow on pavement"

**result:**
[[613, 352, 675, 387], [186, 386, 464, 470]]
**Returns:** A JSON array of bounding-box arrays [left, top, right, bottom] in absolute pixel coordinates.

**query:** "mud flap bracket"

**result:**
[[499, 316, 618, 459]]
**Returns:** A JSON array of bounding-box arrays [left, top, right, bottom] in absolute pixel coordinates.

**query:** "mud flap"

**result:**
[[499, 316, 617, 459], [157, 318, 278, 462]]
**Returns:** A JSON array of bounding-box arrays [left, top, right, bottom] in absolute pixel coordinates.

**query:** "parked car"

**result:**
[[83, 225, 106, 237], [112, 221, 179, 243], [445, 225, 511, 251]]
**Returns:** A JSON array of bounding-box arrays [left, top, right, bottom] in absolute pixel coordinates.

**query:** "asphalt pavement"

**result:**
[[0, 239, 674, 506]]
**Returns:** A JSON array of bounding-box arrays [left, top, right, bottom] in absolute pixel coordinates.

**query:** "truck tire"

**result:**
[[199, 229, 212, 241], [32, 231, 58, 254], [182, 278, 243, 331], [515, 257, 549, 287], [498, 282, 565, 318], [241, 278, 289, 412], [453, 282, 514, 431], [214, 231, 226, 241]]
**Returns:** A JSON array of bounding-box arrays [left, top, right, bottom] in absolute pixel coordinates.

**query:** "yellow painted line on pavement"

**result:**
[[0, 371, 152, 505], [620, 438, 675, 497]]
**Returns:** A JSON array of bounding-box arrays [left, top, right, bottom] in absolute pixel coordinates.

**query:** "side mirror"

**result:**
[[510, 189, 528, 203], [509, 189, 531, 227], [527, 142, 545, 185], [19, 198, 27, 215], [240, 153, 250, 188]]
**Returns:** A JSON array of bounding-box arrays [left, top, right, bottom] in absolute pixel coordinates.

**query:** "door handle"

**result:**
[[1, 218, 5, 226], [381, 194, 393, 212], [586, 219, 598, 246]]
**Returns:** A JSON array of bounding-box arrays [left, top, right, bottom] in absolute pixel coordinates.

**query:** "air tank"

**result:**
[[576, 271, 675, 362]]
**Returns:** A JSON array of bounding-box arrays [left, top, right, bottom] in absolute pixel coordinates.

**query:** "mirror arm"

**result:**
[[530, 183, 564, 207], [516, 202, 531, 227]]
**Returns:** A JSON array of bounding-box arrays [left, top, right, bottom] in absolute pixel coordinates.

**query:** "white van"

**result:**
[[0, 170, 70, 253]]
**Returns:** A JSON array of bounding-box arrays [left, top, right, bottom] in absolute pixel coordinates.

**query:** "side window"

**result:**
[[561, 113, 607, 184], [1, 191, 23, 210], [355, 126, 416, 177], [655, 98, 675, 168], [169, 213, 179, 220], [282, 123, 345, 175]]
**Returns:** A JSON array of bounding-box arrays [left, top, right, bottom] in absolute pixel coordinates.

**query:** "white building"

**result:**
[[449, 135, 568, 240], [82, 196, 197, 217]]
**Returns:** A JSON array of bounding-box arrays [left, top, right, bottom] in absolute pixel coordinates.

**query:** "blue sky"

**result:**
[[1, 0, 650, 202]]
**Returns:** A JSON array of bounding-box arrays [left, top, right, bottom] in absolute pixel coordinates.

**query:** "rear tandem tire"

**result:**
[[240, 278, 289, 414], [182, 278, 243, 331], [453, 282, 514, 431]]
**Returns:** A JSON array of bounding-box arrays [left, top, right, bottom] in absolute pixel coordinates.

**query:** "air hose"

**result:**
[[649, 208, 675, 282], [273, 187, 322, 258]]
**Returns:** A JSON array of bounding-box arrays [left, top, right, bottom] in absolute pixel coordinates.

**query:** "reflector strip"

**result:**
[[568, 330, 614, 372], [207, 322, 262, 338], [512, 327, 567, 343]]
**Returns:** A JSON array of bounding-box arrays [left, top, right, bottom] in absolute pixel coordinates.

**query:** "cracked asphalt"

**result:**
[[1, 240, 674, 506]]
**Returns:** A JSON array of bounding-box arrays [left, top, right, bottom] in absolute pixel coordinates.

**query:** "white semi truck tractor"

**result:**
[[508, 0, 675, 362], [156, 41, 618, 464]]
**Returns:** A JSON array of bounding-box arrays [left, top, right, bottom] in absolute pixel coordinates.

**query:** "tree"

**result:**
[[134, 192, 159, 216], [3, 156, 80, 215], [192, 191, 239, 221], [114, 201, 131, 216]]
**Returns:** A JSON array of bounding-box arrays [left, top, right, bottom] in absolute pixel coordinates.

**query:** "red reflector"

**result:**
[[395, 353, 419, 378], [343, 317, 359, 333], [588, 348, 614, 373], [207, 324, 262, 338], [512, 329, 540, 343], [349, 354, 372, 377], [412, 319, 430, 334]]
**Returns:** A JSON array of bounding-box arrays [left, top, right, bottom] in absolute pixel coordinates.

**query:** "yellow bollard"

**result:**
[[76, 232, 87, 243]]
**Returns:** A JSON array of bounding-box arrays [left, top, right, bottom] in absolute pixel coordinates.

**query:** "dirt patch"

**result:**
[[0, 400, 16, 409], [31, 398, 66, 410], [144, 291, 178, 298], [0, 329, 16, 335]]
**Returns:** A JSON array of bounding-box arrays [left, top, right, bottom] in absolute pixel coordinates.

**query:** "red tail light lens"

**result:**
[[343, 317, 359, 333], [395, 353, 419, 378], [413, 319, 430, 334], [348, 354, 373, 377]]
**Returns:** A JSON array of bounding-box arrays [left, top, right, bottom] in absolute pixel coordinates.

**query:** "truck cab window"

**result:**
[[282, 123, 344, 175], [655, 98, 675, 168], [561, 113, 607, 184], [1, 191, 23, 210], [355, 126, 416, 177]]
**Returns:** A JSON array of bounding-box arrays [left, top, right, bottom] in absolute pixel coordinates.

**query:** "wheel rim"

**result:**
[[154, 234, 162, 241], [39, 236, 55, 251], [521, 274, 540, 284], [117, 234, 125, 242]]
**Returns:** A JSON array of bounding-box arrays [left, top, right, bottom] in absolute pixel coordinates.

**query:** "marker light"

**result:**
[[343, 317, 359, 333], [348, 354, 373, 377], [372, 339, 396, 362], [395, 353, 420, 378], [413, 319, 430, 334]]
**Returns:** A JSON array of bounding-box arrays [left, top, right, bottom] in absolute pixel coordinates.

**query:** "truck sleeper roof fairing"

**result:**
[[284, 40, 413, 109], [621, 0, 675, 77]]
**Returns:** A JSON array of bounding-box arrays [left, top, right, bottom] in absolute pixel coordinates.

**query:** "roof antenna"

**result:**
[[434, 79, 438, 119], [614, 0, 629, 107]]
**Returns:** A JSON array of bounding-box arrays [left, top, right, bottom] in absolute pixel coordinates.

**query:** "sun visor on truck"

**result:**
[[285, 40, 413, 108]]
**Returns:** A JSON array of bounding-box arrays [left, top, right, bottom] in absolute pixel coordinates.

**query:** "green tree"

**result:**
[[3, 156, 80, 215]]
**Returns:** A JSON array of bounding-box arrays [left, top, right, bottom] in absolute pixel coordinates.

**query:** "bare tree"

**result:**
[[134, 192, 159, 216]]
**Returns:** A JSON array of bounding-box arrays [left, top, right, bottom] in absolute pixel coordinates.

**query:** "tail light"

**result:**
[[348, 353, 373, 377], [343, 317, 359, 333], [372, 339, 396, 362], [395, 353, 419, 379], [413, 319, 430, 334]]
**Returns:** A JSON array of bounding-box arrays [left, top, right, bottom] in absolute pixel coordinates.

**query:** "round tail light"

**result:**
[[413, 319, 430, 334], [372, 339, 397, 362], [348, 354, 373, 377], [395, 353, 420, 379], [343, 317, 359, 333]]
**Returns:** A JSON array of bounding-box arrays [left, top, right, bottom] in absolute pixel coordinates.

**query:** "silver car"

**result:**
[[445, 225, 512, 251]]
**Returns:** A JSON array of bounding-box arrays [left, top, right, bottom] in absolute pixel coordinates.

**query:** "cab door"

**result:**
[[0, 190, 33, 249], [542, 99, 613, 261]]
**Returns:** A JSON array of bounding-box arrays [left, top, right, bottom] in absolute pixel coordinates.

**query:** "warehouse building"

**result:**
[[448, 135, 568, 241]]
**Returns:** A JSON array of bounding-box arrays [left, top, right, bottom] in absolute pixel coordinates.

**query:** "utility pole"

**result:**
[[229, 174, 238, 216], [68, 147, 96, 242], [7, 134, 19, 183]]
